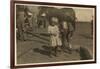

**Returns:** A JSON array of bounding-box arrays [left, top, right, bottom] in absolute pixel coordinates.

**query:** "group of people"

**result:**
[[48, 16, 74, 56]]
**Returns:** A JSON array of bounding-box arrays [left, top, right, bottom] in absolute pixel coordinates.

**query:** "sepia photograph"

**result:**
[[11, 1, 96, 68]]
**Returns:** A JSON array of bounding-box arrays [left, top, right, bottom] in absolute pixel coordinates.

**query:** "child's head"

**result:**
[[50, 17, 58, 26], [62, 21, 67, 24]]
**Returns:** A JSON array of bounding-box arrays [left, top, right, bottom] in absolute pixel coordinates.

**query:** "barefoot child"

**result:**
[[48, 17, 62, 56]]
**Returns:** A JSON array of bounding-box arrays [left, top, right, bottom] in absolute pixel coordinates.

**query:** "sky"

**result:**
[[74, 8, 94, 22]]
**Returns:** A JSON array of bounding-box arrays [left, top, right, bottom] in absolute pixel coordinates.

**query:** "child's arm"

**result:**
[[55, 26, 60, 33], [48, 26, 52, 36]]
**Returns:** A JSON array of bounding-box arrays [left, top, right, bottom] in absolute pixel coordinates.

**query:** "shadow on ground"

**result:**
[[33, 45, 75, 57], [33, 45, 52, 58]]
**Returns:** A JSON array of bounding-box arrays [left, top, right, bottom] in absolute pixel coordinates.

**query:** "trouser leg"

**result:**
[[62, 33, 67, 47], [54, 46, 58, 56]]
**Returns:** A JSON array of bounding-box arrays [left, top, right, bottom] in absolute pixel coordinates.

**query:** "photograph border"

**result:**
[[10, 1, 96, 69]]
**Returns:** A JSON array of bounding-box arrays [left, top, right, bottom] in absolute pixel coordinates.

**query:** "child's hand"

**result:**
[[59, 34, 62, 38], [48, 33, 55, 36], [48, 33, 56, 36], [60, 29, 64, 32], [53, 34, 56, 36]]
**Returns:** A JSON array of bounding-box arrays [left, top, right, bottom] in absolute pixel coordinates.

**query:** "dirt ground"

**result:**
[[16, 22, 94, 65]]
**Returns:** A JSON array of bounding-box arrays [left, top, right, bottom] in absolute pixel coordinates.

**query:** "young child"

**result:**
[[61, 21, 72, 50], [61, 21, 68, 47], [48, 17, 62, 56]]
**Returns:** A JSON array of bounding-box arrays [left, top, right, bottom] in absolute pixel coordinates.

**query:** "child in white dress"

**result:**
[[48, 17, 62, 56]]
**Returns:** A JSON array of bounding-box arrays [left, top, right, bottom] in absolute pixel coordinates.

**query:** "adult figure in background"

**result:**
[[41, 13, 47, 28], [37, 12, 47, 28]]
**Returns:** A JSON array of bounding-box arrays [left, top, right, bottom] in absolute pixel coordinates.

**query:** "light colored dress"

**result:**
[[48, 25, 62, 47]]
